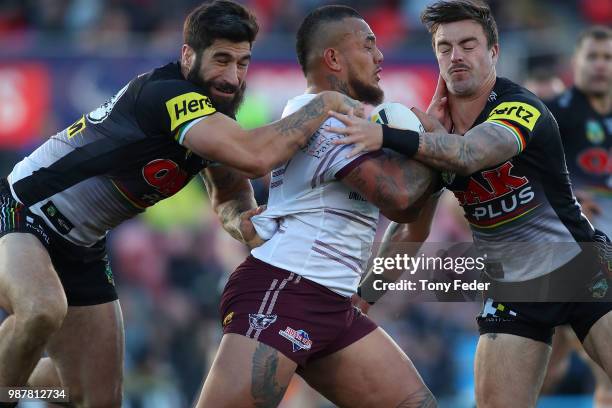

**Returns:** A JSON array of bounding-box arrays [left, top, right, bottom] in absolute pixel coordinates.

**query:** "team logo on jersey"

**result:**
[[487, 102, 541, 131], [248, 313, 277, 331], [577, 147, 612, 176], [279, 326, 312, 352], [223, 311, 234, 327], [586, 119, 605, 145], [67, 116, 86, 139], [165, 92, 216, 132]]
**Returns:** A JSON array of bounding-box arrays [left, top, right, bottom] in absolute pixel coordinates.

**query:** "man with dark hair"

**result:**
[[0, 1, 360, 406], [541, 25, 612, 408], [328, 1, 612, 407], [196, 5, 437, 408], [546, 26, 612, 237]]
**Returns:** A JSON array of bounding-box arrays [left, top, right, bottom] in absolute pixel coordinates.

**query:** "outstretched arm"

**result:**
[[413, 119, 519, 175], [201, 165, 264, 248], [327, 110, 521, 176], [184, 91, 362, 178]]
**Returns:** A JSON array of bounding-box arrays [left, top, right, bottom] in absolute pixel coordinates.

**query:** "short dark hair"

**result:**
[[576, 25, 612, 50], [421, 0, 498, 49], [183, 0, 259, 52], [296, 5, 363, 75]]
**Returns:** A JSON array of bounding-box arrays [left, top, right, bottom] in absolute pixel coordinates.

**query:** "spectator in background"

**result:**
[[524, 68, 566, 101]]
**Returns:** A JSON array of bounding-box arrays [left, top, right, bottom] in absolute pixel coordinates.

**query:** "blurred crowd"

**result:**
[[1, 0, 609, 407], [0, 0, 611, 53]]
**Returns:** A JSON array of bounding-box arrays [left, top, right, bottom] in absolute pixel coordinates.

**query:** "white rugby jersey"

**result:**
[[251, 94, 380, 297]]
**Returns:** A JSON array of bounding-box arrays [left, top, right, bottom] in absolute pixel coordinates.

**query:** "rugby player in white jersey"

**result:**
[[0, 1, 362, 406], [195, 5, 440, 408]]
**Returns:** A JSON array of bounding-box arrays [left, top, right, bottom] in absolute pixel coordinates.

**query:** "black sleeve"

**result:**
[[135, 79, 217, 144], [484, 92, 548, 153]]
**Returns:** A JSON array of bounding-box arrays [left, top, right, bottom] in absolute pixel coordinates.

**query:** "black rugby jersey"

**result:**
[[546, 87, 612, 234], [8, 62, 217, 245], [445, 77, 595, 281]]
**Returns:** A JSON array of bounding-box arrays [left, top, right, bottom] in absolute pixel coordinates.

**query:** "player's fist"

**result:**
[[351, 292, 371, 315], [321, 90, 365, 118], [239, 205, 266, 248]]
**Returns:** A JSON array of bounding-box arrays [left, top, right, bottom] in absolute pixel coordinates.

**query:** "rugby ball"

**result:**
[[370, 102, 425, 132]]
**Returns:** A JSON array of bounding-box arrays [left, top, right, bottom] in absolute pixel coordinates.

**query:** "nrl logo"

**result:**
[[248, 313, 278, 330]]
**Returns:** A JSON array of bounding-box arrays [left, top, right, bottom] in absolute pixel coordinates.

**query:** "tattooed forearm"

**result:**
[[326, 74, 350, 95], [388, 151, 435, 206], [217, 191, 254, 243], [342, 152, 435, 221], [272, 92, 359, 140], [415, 122, 519, 175], [273, 95, 326, 139], [201, 167, 256, 244], [251, 342, 288, 408]]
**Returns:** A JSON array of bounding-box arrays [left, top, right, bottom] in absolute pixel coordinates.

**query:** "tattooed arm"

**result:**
[[414, 122, 519, 175], [340, 151, 438, 223], [327, 110, 521, 175], [183, 91, 362, 178], [201, 166, 263, 248]]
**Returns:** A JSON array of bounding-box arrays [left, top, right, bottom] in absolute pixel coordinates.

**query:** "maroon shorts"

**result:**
[[219, 256, 378, 367]]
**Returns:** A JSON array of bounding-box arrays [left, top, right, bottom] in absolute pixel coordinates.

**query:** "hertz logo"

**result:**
[[487, 102, 541, 131], [165, 92, 216, 131]]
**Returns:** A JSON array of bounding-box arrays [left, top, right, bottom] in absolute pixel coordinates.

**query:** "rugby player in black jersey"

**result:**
[[0, 1, 361, 406], [541, 26, 612, 407], [328, 1, 612, 407], [546, 26, 612, 237]]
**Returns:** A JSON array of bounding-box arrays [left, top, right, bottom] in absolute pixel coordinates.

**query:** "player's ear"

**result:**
[[181, 44, 196, 71], [490, 43, 499, 64], [323, 47, 343, 72]]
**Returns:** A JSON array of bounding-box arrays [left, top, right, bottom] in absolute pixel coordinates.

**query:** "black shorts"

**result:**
[[477, 300, 612, 345], [0, 179, 117, 306], [477, 250, 612, 344]]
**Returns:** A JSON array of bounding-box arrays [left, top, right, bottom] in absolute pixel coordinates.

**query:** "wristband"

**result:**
[[381, 125, 420, 157], [356, 286, 376, 305]]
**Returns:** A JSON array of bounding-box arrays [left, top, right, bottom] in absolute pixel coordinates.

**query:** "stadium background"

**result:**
[[0, 0, 610, 406]]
